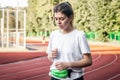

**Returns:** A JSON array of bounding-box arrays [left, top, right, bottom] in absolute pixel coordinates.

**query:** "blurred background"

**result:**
[[0, 1, 120, 80], [0, 0, 120, 44]]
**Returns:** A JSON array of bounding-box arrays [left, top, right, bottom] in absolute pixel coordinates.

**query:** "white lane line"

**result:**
[[0, 56, 47, 67], [4, 53, 102, 80], [107, 74, 120, 80], [92, 52, 101, 62], [22, 53, 102, 80], [0, 57, 44, 66], [85, 53, 117, 74], [0, 65, 49, 78], [0, 59, 49, 71], [22, 73, 48, 80], [0, 60, 49, 71]]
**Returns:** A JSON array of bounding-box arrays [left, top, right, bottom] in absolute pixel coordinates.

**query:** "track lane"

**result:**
[[85, 53, 120, 80], [0, 66, 50, 80], [0, 57, 48, 69], [0, 61, 51, 75], [0, 51, 119, 80], [107, 74, 120, 80], [85, 53, 115, 72]]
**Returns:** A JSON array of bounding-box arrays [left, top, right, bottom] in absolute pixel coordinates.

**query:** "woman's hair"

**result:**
[[53, 2, 74, 18]]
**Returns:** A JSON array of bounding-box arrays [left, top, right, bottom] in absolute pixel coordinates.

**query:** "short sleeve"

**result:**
[[46, 32, 54, 54], [78, 31, 91, 54]]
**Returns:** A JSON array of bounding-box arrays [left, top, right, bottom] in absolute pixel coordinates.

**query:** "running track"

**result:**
[[0, 44, 120, 80]]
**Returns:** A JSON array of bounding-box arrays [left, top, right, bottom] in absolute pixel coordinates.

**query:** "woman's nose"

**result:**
[[57, 19, 61, 24]]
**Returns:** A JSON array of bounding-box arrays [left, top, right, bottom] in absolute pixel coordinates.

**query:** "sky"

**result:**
[[0, 0, 28, 8]]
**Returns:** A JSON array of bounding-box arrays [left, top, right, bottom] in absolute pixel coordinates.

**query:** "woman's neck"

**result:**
[[60, 26, 74, 34]]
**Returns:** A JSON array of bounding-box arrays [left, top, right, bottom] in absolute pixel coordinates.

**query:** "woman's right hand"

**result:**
[[51, 48, 58, 58], [47, 48, 58, 61]]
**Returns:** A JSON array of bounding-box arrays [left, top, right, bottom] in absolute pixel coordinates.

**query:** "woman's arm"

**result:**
[[68, 53, 92, 68], [55, 53, 92, 70]]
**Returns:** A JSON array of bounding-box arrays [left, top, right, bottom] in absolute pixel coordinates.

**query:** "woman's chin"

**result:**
[[58, 26, 64, 29], [59, 28, 64, 31]]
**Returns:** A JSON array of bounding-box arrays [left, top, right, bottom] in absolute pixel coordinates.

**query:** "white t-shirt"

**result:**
[[46, 29, 91, 79]]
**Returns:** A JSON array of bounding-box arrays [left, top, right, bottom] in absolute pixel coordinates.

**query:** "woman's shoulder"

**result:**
[[51, 30, 59, 34], [74, 29, 85, 35], [74, 30, 87, 39], [50, 30, 59, 37]]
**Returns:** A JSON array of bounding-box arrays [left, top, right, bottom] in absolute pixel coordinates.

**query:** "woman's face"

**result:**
[[54, 12, 72, 30]]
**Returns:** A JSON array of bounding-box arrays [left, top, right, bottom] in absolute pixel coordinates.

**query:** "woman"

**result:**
[[46, 2, 92, 80]]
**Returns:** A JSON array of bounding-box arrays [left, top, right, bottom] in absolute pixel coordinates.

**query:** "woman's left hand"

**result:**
[[55, 62, 69, 70]]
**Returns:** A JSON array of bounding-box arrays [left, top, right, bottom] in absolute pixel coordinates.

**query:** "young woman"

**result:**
[[46, 2, 92, 80]]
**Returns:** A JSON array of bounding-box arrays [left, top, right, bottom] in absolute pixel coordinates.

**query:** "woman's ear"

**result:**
[[70, 15, 74, 19], [69, 15, 74, 22]]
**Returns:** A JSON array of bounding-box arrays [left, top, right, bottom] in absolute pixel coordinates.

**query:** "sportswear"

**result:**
[[46, 29, 91, 79]]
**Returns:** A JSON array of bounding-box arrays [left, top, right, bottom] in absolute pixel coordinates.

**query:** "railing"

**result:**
[[0, 32, 26, 48]]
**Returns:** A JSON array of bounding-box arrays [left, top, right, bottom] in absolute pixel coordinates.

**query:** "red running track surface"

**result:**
[[0, 52, 47, 64], [0, 52, 120, 80], [85, 53, 120, 80]]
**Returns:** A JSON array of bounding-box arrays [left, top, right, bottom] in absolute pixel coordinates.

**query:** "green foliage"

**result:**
[[27, 0, 57, 36], [26, 0, 120, 41], [0, 10, 2, 18]]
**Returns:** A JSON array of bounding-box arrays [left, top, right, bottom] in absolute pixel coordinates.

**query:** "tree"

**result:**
[[26, 0, 120, 41]]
